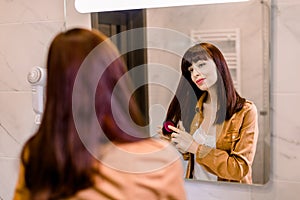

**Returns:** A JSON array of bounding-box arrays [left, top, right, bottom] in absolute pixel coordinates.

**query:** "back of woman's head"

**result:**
[[22, 28, 146, 199]]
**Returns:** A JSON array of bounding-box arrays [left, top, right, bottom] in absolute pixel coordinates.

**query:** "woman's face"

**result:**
[[188, 58, 218, 91]]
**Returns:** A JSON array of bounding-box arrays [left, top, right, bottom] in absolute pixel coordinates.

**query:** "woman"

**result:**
[[13, 28, 186, 199], [164, 42, 258, 184]]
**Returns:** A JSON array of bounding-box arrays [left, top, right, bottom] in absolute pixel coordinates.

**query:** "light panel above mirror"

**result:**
[[75, 0, 250, 13]]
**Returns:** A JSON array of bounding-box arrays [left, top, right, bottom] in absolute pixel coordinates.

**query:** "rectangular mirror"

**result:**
[[90, 0, 271, 185]]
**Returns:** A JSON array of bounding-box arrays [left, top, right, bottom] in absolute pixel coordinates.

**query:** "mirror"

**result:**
[[90, 0, 270, 185]]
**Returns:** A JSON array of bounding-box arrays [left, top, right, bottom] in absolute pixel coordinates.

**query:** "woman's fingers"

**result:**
[[167, 125, 181, 133], [171, 135, 178, 144]]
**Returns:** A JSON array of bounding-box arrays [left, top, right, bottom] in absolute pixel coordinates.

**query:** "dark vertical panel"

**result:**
[[91, 10, 149, 126]]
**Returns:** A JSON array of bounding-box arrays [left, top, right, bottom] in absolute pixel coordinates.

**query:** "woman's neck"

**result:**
[[201, 86, 218, 134], [205, 85, 218, 106]]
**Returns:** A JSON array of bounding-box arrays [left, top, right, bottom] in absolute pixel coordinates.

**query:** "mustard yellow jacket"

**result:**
[[185, 94, 259, 184], [13, 139, 187, 200]]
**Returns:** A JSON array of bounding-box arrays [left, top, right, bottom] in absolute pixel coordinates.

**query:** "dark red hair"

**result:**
[[21, 28, 146, 199]]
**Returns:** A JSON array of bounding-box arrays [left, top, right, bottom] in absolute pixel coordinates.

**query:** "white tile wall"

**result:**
[[273, 0, 300, 93], [1, 0, 300, 199], [0, 158, 19, 200], [0, 22, 65, 91], [0, 0, 64, 24], [0, 92, 35, 157], [273, 94, 300, 182]]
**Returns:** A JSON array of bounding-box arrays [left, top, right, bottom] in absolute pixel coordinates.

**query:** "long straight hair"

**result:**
[[21, 28, 146, 199], [166, 43, 245, 130]]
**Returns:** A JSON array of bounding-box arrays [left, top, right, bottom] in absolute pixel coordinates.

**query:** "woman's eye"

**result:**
[[188, 67, 193, 72], [197, 63, 205, 68]]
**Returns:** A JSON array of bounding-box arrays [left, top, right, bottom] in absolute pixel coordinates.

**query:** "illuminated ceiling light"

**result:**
[[75, 0, 250, 13]]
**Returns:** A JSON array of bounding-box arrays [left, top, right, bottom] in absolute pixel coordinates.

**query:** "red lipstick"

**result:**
[[196, 78, 205, 84]]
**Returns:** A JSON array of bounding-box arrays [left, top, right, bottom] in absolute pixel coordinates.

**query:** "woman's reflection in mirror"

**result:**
[[161, 42, 259, 184]]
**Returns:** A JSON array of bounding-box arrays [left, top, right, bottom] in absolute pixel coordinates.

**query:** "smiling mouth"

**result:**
[[196, 78, 205, 84]]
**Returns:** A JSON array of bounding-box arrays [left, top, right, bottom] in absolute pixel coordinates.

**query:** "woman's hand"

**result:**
[[168, 125, 199, 154]]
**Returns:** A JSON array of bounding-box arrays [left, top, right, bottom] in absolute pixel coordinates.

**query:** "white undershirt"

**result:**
[[193, 126, 217, 181], [192, 102, 217, 181]]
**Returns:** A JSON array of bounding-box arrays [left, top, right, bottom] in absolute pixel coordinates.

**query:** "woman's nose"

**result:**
[[192, 67, 201, 77]]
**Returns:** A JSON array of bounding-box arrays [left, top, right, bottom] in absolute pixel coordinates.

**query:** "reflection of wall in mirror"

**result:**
[[146, 0, 269, 184]]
